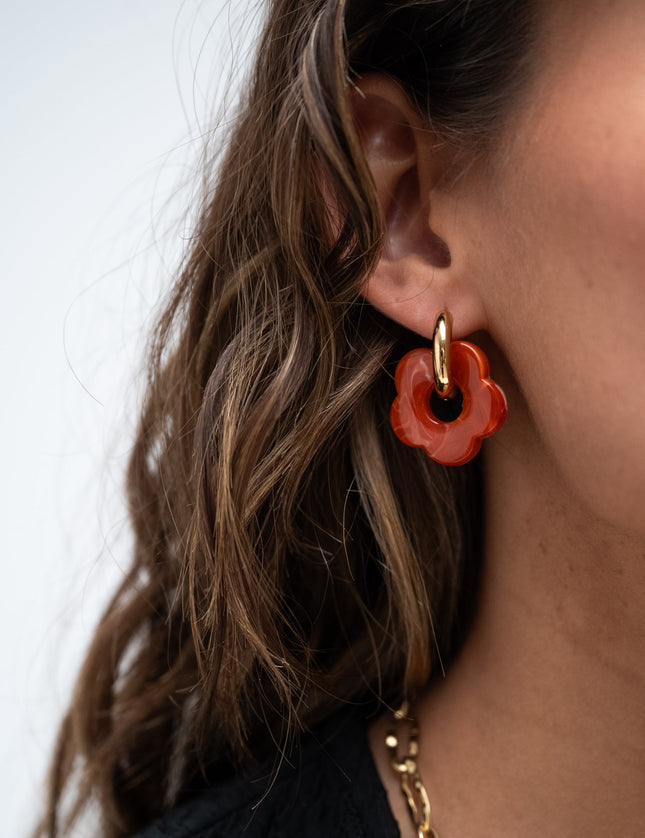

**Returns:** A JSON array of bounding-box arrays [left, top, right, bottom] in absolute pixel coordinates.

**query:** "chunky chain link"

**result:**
[[385, 702, 440, 838]]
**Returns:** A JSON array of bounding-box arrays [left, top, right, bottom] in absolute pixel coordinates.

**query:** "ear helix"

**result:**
[[390, 312, 507, 466]]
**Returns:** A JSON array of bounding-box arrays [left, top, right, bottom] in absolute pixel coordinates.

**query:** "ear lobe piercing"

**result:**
[[390, 312, 507, 466]]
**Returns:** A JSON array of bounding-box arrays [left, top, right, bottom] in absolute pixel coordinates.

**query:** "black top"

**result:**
[[136, 711, 400, 837]]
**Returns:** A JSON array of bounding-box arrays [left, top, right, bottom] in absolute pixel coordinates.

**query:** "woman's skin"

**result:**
[[359, 1, 645, 834]]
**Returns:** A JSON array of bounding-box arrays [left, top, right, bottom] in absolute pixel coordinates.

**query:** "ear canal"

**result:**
[[385, 166, 451, 266]]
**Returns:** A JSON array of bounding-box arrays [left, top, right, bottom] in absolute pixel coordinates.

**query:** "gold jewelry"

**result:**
[[385, 701, 440, 838], [432, 311, 456, 399]]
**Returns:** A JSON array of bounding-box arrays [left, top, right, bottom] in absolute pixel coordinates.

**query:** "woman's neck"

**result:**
[[411, 434, 645, 837]]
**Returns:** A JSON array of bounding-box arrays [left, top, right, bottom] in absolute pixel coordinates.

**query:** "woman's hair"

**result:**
[[39, 1, 538, 836]]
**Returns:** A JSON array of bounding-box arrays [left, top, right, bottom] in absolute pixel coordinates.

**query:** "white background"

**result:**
[[0, 2, 262, 833]]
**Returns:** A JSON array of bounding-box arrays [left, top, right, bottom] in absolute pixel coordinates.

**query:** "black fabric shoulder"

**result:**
[[135, 711, 400, 837]]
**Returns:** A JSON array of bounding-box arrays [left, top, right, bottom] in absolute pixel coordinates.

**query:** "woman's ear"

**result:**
[[351, 73, 485, 339]]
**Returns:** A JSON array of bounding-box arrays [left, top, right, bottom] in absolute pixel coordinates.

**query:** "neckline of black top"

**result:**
[[135, 709, 400, 837]]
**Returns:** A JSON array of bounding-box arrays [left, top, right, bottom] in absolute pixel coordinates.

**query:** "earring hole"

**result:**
[[430, 387, 463, 423]]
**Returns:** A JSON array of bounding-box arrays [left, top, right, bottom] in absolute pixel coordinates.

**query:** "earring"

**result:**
[[390, 312, 507, 466]]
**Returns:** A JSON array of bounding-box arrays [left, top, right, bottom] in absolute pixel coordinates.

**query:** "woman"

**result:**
[[38, 0, 645, 836]]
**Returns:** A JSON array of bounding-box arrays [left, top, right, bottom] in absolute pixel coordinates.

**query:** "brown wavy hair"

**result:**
[[38, 1, 538, 835]]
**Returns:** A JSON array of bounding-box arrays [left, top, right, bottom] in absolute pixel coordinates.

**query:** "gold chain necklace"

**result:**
[[385, 701, 440, 838]]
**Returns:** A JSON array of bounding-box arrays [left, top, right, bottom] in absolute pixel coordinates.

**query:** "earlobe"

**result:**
[[351, 74, 483, 341]]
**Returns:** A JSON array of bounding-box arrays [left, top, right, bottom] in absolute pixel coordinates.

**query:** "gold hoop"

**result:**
[[432, 312, 455, 399]]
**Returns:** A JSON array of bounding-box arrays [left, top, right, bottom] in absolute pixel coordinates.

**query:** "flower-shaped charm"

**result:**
[[390, 342, 507, 466]]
